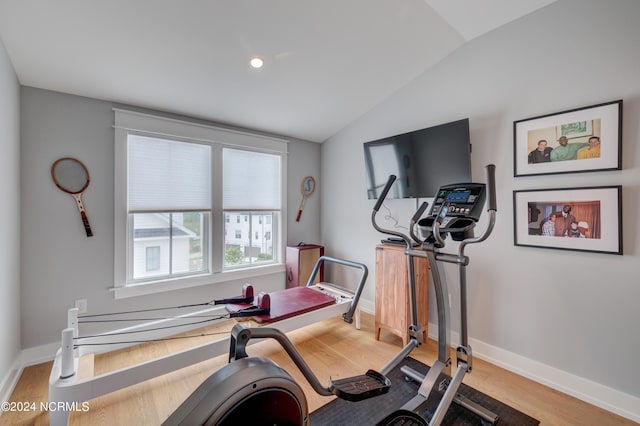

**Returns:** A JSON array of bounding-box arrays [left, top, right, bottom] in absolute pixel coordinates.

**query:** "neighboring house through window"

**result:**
[[145, 246, 161, 271]]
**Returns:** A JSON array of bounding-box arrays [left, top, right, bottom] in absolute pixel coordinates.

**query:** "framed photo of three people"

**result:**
[[513, 186, 622, 255], [514, 100, 622, 177]]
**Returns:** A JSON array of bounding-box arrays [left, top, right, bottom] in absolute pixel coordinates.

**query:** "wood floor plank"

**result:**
[[2, 313, 635, 425]]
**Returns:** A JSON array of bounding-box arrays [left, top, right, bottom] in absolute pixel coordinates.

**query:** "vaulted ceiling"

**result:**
[[0, 0, 556, 142]]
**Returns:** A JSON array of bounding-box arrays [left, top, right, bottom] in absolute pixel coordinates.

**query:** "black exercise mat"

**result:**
[[310, 357, 539, 426]]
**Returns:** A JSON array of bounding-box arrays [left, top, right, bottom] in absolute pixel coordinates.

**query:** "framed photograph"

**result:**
[[514, 186, 622, 255], [514, 100, 622, 177]]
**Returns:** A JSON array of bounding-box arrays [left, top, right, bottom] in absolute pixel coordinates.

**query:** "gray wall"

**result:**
[[321, 0, 639, 419], [0, 36, 21, 395], [19, 87, 320, 349], [286, 136, 322, 245]]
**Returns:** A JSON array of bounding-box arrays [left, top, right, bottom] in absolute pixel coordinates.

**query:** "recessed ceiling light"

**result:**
[[250, 57, 264, 69]]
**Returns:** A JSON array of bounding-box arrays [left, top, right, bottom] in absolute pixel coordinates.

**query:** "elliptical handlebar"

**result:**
[[409, 201, 429, 244], [373, 175, 396, 213], [458, 164, 497, 252], [486, 164, 497, 212], [431, 205, 449, 248], [371, 175, 413, 247]]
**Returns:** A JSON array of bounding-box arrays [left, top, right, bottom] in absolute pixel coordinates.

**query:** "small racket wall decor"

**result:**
[[51, 157, 93, 237], [296, 176, 316, 222]]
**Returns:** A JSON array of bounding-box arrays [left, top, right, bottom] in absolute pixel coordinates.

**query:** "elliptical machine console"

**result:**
[[418, 183, 486, 243]]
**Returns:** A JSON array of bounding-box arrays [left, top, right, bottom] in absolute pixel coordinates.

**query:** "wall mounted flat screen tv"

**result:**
[[363, 118, 471, 199]]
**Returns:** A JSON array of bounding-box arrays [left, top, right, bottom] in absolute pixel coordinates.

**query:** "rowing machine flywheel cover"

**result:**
[[163, 357, 308, 426]]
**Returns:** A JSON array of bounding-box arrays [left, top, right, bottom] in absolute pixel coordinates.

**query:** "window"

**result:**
[[223, 148, 281, 268], [114, 109, 288, 298], [127, 135, 210, 282]]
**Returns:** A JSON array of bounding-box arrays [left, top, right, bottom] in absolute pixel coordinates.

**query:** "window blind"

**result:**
[[128, 134, 211, 212], [223, 148, 281, 210]]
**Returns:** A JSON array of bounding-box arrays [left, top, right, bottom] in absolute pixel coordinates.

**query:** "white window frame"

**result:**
[[113, 109, 288, 299]]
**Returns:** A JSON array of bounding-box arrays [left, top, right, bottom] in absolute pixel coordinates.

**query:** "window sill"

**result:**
[[112, 263, 285, 299]]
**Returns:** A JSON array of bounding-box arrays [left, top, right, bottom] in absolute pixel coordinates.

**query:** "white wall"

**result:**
[[19, 87, 321, 349], [321, 0, 640, 420], [0, 37, 21, 399]]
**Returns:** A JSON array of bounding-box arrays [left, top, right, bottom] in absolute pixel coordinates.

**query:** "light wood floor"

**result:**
[[3, 313, 636, 426]]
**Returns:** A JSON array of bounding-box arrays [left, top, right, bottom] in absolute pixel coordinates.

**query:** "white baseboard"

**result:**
[[428, 322, 640, 423], [0, 357, 23, 408], [20, 341, 61, 367], [1, 344, 58, 412], [358, 298, 374, 316], [470, 337, 640, 423]]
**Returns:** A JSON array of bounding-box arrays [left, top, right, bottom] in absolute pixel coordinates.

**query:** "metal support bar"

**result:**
[[426, 251, 450, 370], [400, 363, 499, 425], [406, 361, 446, 400], [406, 253, 421, 343], [380, 339, 419, 377], [430, 364, 467, 426], [459, 263, 469, 350], [229, 324, 333, 396], [306, 255, 368, 325], [453, 393, 500, 424]]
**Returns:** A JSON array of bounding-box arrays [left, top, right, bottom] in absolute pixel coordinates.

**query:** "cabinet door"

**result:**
[[286, 245, 324, 288], [375, 246, 408, 339], [298, 247, 322, 286], [375, 244, 429, 345]]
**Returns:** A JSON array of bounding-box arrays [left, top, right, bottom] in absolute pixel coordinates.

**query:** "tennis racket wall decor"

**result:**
[[51, 157, 93, 237], [296, 176, 316, 222]]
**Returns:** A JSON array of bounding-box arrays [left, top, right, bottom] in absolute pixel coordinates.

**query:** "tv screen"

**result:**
[[363, 118, 471, 199]]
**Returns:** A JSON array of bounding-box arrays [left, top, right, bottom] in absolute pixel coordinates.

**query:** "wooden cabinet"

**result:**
[[286, 244, 324, 288], [375, 244, 429, 346]]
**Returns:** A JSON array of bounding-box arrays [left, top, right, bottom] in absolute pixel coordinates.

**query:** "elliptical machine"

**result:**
[[372, 164, 498, 425], [164, 165, 497, 426]]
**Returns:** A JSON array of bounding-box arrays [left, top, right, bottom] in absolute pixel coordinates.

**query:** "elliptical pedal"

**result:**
[[330, 369, 391, 401]]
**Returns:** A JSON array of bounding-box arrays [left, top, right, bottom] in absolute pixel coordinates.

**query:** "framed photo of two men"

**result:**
[[513, 100, 622, 177]]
